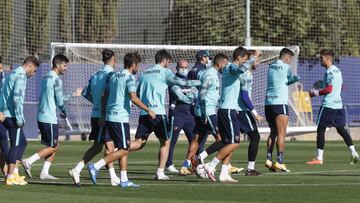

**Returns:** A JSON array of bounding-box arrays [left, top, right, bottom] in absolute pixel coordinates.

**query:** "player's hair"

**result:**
[[320, 49, 335, 59], [124, 52, 142, 69], [52, 54, 69, 68], [23, 56, 40, 67], [102, 49, 115, 64], [232, 46, 248, 60], [155, 49, 172, 64], [279, 48, 295, 58], [247, 49, 256, 57], [213, 53, 228, 65], [0, 56, 2, 64]]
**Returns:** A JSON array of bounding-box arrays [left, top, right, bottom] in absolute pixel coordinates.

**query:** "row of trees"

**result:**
[[0, 0, 359, 61]]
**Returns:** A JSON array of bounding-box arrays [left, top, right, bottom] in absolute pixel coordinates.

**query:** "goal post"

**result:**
[[50, 42, 316, 137]]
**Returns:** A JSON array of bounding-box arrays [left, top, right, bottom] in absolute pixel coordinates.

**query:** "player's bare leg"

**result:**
[[274, 115, 290, 172], [155, 138, 170, 180]]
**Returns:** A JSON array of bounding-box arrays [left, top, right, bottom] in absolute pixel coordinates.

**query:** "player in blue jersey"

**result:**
[[306, 50, 359, 165], [69, 49, 121, 186], [21, 54, 82, 180], [201, 50, 262, 182], [87, 52, 156, 187], [166, 60, 198, 173], [1, 56, 39, 185], [129, 49, 200, 180], [264, 48, 300, 172]]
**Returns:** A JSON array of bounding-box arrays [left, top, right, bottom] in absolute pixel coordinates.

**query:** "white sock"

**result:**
[[209, 157, 220, 171], [14, 167, 19, 174], [108, 167, 117, 180], [247, 161, 255, 170], [157, 168, 164, 174], [41, 161, 52, 175], [94, 159, 106, 170], [220, 164, 229, 177], [186, 159, 191, 166], [74, 161, 85, 174], [121, 171, 128, 182], [28, 153, 41, 165], [199, 151, 208, 161], [317, 148, 324, 160], [349, 145, 358, 156]]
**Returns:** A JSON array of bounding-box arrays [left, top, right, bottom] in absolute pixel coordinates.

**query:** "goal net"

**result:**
[[51, 42, 315, 136]]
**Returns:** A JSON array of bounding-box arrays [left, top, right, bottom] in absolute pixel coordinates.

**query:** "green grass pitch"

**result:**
[[1, 140, 360, 203]]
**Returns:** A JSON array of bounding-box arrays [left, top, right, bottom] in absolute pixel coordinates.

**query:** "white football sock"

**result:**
[[247, 161, 255, 170], [108, 167, 117, 180], [121, 171, 128, 182], [349, 145, 358, 156], [317, 149, 324, 160], [74, 161, 85, 174], [220, 164, 229, 177], [27, 153, 41, 165], [199, 151, 208, 161], [209, 157, 220, 171], [41, 161, 52, 175], [94, 159, 106, 170]]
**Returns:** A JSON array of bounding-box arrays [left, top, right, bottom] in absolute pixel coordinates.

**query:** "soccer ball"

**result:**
[[196, 164, 208, 179]]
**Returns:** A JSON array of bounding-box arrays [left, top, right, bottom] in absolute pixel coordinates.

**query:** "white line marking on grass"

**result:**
[[8, 180, 360, 188]]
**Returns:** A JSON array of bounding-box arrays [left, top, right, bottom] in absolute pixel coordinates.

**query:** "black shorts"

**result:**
[[194, 115, 218, 136], [218, 109, 241, 144], [316, 106, 346, 128], [265, 105, 289, 127], [88, 118, 111, 143], [238, 110, 258, 134], [135, 115, 169, 140], [38, 121, 59, 148], [106, 121, 130, 149]]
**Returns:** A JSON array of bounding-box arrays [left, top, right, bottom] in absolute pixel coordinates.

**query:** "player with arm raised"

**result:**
[[306, 50, 359, 165], [87, 52, 156, 187], [2, 56, 38, 185], [166, 60, 198, 173], [69, 49, 121, 186], [129, 49, 200, 180], [21, 54, 82, 180], [264, 48, 300, 172]]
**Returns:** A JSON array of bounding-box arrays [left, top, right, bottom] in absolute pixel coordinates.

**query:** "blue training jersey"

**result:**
[[219, 56, 256, 110], [0, 66, 27, 125], [265, 59, 299, 105], [106, 69, 137, 123], [138, 64, 200, 116], [238, 70, 253, 111], [37, 70, 73, 124], [196, 67, 220, 117], [82, 65, 114, 118], [321, 65, 343, 109]]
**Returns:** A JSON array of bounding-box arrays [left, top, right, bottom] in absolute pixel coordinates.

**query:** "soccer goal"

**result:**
[[50, 42, 317, 138]]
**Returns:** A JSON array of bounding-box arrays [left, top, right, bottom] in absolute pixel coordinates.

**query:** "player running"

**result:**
[[306, 50, 360, 165], [264, 48, 300, 172], [87, 52, 156, 187], [22, 54, 82, 180], [129, 49, 200, 180], [69, 49, 121, 186]]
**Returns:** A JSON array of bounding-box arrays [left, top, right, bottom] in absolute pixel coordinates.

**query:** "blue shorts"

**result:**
[[88, 118, 111, 143], [218, 109, 241, 144], [169, 107, 195, 141], [238, 111, 258, 133], [106, 121, 130, 149], [195, 115, 218, 136], [38, 121, 59, 148], [317, 106, 346, 127], [265, 105, 289, 128], [135, 115, 169, 140]]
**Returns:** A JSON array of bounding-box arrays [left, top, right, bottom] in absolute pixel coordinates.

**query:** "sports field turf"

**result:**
[[1, 140, 360, 203]]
